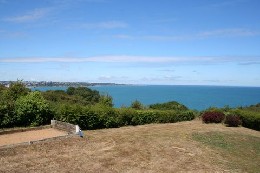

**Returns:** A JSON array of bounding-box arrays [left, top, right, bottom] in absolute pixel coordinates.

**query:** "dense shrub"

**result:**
[[117, 108, 136, 126], [131, 100, 144, 110], [243, 103, 260, 112], [54, 107, 195, 130], [125, 109, 195, 126], [224, 114, 242, 127], [234, 110, 260, 131], [54, 103, 84, 124], [66, 87, 100, 105], [4, 81, 30, 101], [131, 110, 157, 125], [149, 101, 188, 111], [15, 91, 53, 126], [0, 82, 31, 128], [0, 103, 15, 128], [202, 111, 225, 123], [76, 108, 100, 130], [0, 82, 196, 130]]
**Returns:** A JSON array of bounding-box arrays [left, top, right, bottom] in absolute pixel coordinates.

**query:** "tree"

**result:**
[[15, 91, 53, 126], [131, 100, 144, 110], [4, 81, 30, 101], [0, 81, 30, 128], [99, 94, 114, 107], [66, 87, 100, 105], [66, 87, 75, 95], [149, 101, 188, 111]]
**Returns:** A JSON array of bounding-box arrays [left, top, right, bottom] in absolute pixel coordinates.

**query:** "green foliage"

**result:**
[[0, 83, 196, 130], [54, 103, 84, 124], [42, 87, 104, 106], [91, 105, 119, 128], [66, 87, 100, 105], [0, 103, 15, 128], [0, 81, 31, 128], [131, 100, 144, 110], [52, 105, 195, 130], [242, 103, 260, 112], [14, 91, 53, 126], [130, 110, 195, 126], [117, 108, 136, 126], [76, 108, 100, 130], [232, 109, 260, 131], [98, 95, 114, 107], [66, 87, 76, 95], [0, 84, 6, 93], [42, 90, 85, 105], [131, 110, 157, 125], [149, 101, 188, 111], [4, 81, 30, 101]]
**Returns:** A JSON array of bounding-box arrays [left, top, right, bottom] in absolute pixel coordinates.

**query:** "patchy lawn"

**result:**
[[0, 120, 259, 173]]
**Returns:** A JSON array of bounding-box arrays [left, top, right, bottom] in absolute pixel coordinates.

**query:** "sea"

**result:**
[[31, 85, 260, 111]]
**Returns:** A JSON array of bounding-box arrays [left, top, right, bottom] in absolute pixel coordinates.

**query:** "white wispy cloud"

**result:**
[[0, 56, 185, 63], [0, 30, 27, 38], [198, 28, 259, 38], [114, 28, 259, 41], [206, 0, 247, 8], [1, 55, 260, 65], [3, 8, 52, 23], [80, 21, 128, 29], [114, 34, 188, 41]]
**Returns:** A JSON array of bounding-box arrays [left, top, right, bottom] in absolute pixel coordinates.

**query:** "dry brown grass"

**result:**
[[0, 120, 259, 173]]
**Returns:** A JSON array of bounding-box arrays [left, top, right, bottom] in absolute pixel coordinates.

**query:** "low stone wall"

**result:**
[[51, 120, 76, 134]]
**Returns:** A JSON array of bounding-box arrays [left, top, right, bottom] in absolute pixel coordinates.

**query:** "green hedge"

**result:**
[[234, 110, 260, 131], [54, 105, 196, 130]]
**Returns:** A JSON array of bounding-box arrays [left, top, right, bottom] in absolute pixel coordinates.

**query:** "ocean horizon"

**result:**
[[31, 85, 260, 111]]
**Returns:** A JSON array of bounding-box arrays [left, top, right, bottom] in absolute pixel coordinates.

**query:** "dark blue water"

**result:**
[[32, 85, 260, 110]]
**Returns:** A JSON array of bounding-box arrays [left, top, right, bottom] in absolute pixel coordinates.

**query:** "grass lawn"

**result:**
[[0, 120, 259, 172]]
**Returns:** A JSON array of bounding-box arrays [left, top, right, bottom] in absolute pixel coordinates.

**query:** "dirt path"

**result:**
[[0, 128, 68, 146]]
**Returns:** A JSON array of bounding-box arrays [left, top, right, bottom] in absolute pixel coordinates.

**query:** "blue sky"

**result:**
[[0, 0, 260, 86]]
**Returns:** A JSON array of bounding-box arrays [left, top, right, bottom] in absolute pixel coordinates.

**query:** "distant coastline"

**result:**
[[0, 81, 125, 88]]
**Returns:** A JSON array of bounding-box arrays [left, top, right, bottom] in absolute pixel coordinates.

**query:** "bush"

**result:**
[[76, 108, 100, 130], [91, 105, 119, 128], [224, 114, 241, 127], [15, 91, 53, 126], [0, 103, 15, 128], [54, 103, 84, 124], [131, 100, 144, 110], [202, 111, 225, 123], [149, 101, 188, 111], [117, 108, 135, 126], [70, 108, 195, 130], [131, 110, 157, 125], [234, 110, 260, 131]]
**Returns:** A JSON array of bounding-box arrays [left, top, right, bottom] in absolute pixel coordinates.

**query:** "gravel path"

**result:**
[[0, 128, 68, 146]]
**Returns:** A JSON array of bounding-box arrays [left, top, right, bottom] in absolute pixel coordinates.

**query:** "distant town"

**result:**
[[0, 81, 123, 88]]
